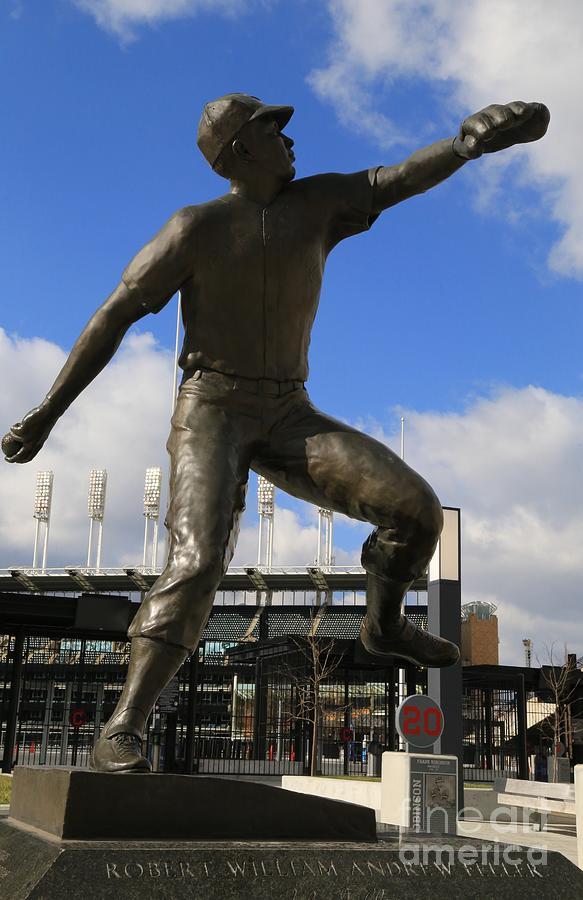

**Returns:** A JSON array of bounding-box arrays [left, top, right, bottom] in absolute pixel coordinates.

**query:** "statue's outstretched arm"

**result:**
[[373, 101, 550, 212], [2, 281, 152, 464]]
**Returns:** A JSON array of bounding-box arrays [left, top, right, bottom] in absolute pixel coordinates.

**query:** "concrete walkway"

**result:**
[[457, 820, 579, 867]]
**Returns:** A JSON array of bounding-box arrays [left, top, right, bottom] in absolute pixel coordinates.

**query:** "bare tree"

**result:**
[[536, 643, 577, 781], [283, 612, 348, 777]]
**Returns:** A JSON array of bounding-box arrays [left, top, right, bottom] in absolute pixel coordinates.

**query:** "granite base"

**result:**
[[2, 818, 583, 899]]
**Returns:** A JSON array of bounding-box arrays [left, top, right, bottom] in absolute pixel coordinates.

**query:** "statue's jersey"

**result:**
[[122, 170, 379, 381]]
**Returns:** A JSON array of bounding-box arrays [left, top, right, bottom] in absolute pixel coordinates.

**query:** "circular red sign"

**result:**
[[396, 694, 444, 749], [69, 707, 87, 728]]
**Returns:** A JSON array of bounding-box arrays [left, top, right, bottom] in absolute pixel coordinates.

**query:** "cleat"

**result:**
[[90, 732, 151, 774], [358, 615, 460, 668]]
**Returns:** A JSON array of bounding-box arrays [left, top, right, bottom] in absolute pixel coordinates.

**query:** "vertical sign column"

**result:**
[[427, 506, 463, 810]]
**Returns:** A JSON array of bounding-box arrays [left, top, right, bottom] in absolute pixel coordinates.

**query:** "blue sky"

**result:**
[[2, 1, 583, 663], [3, 1, 580, 412]]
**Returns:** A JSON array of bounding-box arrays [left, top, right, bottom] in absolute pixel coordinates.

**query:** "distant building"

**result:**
[[461, 601, 499, 666]]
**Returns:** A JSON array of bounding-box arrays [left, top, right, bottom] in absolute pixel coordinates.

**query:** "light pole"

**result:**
[[316, 507, 334, 567], [32, 470, 53, 572], [257, 476, 275, 569], [427, 506, 462, 808], [143, 467, 162, 568], [171, 291, 182, 419], [87, 468, 107, 571]]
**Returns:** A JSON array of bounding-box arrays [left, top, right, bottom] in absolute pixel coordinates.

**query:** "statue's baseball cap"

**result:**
[[197, 93, 294, 169]]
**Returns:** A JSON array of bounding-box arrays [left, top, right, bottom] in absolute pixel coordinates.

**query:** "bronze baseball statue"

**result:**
[[2, 94, 549, 772]]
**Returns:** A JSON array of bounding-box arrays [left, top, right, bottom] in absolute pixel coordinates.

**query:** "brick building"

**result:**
[[461, 601, 499, 666]]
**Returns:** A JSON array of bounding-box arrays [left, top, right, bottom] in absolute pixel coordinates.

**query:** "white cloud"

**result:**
[[0, 328, 175, 568], [362, 385, 583, 665], [8, 1, 23, 20], [232, 505, 358, 569], [313, 0, 583, 277], [72, 0, 247, 39]]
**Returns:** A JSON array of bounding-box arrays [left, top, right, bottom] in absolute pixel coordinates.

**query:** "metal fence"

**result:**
[[462, 676, 557, 782], [3, 628, 566, 782], [1, 634, 131, 770], [0, 630, 426, 777]]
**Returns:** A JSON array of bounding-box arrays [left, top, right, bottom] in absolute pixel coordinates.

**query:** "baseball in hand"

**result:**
[[2, 432, 22, 459]]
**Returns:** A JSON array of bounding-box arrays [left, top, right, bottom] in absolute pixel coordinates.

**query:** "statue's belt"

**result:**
[[186, 368, 304, 398]]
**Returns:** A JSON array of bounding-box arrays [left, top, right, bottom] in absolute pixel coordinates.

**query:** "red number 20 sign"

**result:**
[[396, 694, 444, 749]]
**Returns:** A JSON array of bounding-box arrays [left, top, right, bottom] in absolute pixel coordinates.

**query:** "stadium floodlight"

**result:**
[[11, 569, 37, 591], [126, 567, 151, 592], [34, 471, 53, 521], [87, 468, 107, 570], [142, 467, 162, 568], [257, 476, 275, 569], [308, 566, 329, 592], [144, 467, 162, 518], [32, 471, 53, 571], [245, 566, 269, 591], [66, 568, 95, 592], [257, 476, 275, 516], [88, 468, 107, 520]]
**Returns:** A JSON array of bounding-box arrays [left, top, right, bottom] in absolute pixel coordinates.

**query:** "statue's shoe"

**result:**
[[358, 615, 460, 668], [90, 732, 151, 773]]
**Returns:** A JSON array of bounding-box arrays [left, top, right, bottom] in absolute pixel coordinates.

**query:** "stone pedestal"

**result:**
[[3, 766, 583, 898], [7, 766, 376, 841]]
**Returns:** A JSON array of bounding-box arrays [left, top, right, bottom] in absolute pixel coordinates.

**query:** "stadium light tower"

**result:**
[[316, 507, 334, 567], [257, 476, 275, 569], [32, 470, 53, 572], [87, 468, 107, 571], [143, 467, 162, 568]]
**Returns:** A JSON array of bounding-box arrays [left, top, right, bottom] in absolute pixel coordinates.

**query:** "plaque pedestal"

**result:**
[[380, 751, 458, 835]]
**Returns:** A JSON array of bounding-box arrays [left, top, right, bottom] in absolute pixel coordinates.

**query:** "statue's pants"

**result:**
[[129, 370, 443, 651]]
